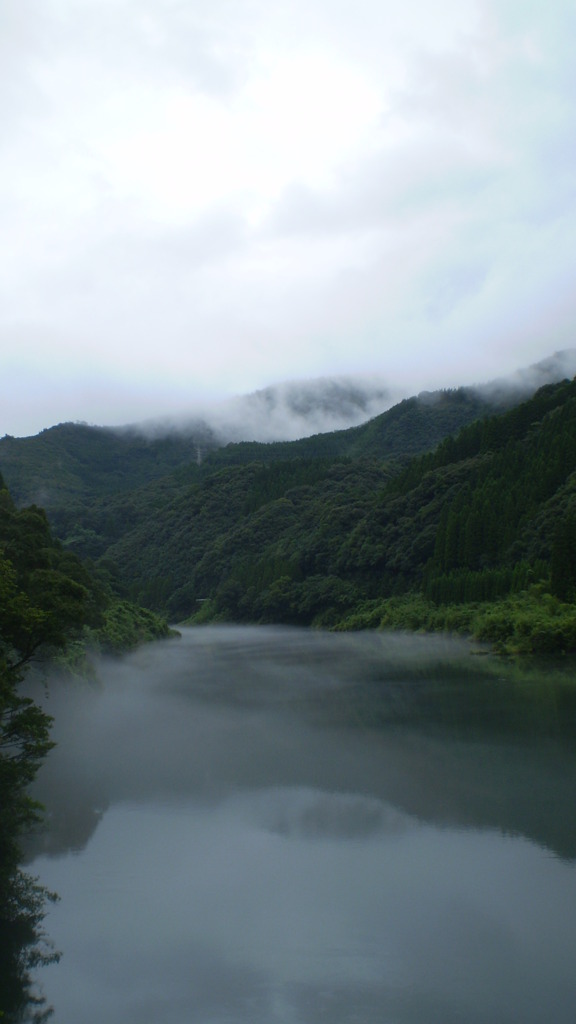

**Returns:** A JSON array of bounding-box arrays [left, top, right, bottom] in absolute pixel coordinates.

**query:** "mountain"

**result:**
[[0, 375, 395, 509], [95, 377, 576, 634], [1, 352, 576, 652], [6, 352, 572, 510], [0, 377, 517, 563], [164, 375, 397, 442], [476, 348, 576, 402], [105, 348, 576, 442]]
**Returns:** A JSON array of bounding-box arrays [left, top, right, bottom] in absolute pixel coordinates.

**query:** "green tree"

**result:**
[[0, 477, 95, 1022], [551, 516, 576, 601]]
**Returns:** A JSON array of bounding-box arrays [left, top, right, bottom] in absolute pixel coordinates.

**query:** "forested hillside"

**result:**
[[2, 370, 576, 653], [6, 348, 571, 509], [0, 382, 517, 569], [104, 377, 576, 652], [0, 384, 502, 510], [0, 422, 213, 509], [0, 473, 171, 666], [205, 386, 502, 467], [116, 378, 576, 646]]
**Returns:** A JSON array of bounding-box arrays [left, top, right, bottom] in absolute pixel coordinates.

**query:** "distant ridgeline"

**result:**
[[2, 375, 576, 653]]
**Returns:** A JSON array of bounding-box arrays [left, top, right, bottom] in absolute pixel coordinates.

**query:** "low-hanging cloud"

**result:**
[[1, 0, 576, 437]]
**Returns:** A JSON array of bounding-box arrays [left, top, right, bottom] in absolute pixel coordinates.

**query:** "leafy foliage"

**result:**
[[0, 422, 210, 509], [0, 470, 173, 1021], [173, 378, 576, 649], [0, 384, 509, 566], [3, 376, 576, 653]]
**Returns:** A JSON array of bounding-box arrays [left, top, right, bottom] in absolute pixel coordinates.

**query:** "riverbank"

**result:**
[[331, 587, 576, 656]]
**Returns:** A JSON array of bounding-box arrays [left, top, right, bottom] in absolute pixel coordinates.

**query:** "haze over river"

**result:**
[[25, 626, 576, 1023]]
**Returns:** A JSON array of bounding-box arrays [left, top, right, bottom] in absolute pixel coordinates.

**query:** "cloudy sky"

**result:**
[[1, 0, 575, 436]]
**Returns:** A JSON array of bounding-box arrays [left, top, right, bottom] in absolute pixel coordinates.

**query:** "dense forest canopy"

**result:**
[[2, 368, 576, 655], [2, 361, 576, 1015]]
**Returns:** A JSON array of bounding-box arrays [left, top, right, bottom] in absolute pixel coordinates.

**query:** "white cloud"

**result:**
[[1, 0, 575, 435]]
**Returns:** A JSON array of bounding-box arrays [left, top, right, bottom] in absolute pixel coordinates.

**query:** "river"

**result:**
[[22, 626, 576, 1023]]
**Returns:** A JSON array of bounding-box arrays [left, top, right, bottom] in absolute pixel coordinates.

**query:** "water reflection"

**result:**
[[23, 627, 576, 1023]]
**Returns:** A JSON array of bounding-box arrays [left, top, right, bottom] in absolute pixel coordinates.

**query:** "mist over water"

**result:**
[[25, 627, 576, 1024]]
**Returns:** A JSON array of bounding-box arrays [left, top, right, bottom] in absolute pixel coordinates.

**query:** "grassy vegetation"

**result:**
[[333, 585, 576, 656]]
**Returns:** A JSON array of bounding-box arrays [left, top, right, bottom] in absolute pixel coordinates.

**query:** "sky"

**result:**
[[1, 0, 575, 437]]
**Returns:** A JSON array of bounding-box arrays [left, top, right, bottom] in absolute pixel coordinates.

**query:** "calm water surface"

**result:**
[[25, 627, 576, 1023]]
